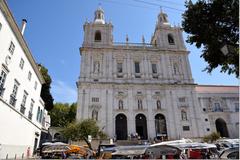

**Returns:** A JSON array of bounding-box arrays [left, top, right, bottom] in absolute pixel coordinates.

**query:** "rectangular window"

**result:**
[[183, 126, 190, 131], [9, 80, 19, 107], [117, 63, 123, 73], [0, 70, 7, 97], [34, 81, 38, 90], [28, 99, 34, 120], [134, 62, 140, 73], [28, 71, 32, 81], [92, 97, 99, 102], [179, 97, 186, 102], [19, 58, 24, 69], [235, 103, 239, 112], [20, 91, 28, 114], [9, 41, 15, 54], [152, 64, 157, 74], [138, 99, 143, 110]]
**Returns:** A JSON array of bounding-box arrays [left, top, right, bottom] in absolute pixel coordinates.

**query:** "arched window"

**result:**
[[119, 100, 123, 110], [92, 109, 98, 121], [95, 31, 101, 41], [181, 110, 187, 121], [156, 100, 161, 109], [168, 34, 174, 44]]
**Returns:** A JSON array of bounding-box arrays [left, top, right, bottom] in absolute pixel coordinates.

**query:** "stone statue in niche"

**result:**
[[119, 100, 123, 110], [92, 109, 98, 121], [94, 61, 100, 73], [181, 110, 187, 121]]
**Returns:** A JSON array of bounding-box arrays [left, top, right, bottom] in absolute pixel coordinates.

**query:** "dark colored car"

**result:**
[[219, 147, 239, 159]]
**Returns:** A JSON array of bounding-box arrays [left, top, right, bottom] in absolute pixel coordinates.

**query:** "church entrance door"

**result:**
[[215, 118, 229, 137], [155, 114, 167, 140], [135, 114, 148, 140], [115, 114, 127, 140]]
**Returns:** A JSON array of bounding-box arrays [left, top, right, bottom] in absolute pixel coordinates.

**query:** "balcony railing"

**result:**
[[20, 104, 26, 114], [28, 112, 33, 120], [0, 85, 5, 97], [9, 95, 17, 107]]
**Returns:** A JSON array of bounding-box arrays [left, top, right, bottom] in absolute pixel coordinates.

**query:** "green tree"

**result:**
[[38, 64, 54, 111], [203, 132, 220, 143], [49, 103, 70, 127], [49, 102, 77, 127], [182, 0, 239, 77], [67, 103, 77, 123], [61, 119, 108, 141]]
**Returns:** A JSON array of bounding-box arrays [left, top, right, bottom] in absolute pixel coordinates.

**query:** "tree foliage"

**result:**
[[182, 0, 239, 77], [38, 64, 54, 111], [61, 119, 108, 141], [203, 132, 220, 142], [49, 103, 77, 127]]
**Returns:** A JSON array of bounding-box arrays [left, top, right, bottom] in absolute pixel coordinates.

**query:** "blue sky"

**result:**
[[7, 0, 238, 103]]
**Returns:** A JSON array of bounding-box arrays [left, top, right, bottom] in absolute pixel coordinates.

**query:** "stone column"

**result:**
[[168, 89, 180, 139], [128, 87, 135, 135], [83, 88, 90, 119], [146, 89, 155, 139], [107, 88, 114, 137]]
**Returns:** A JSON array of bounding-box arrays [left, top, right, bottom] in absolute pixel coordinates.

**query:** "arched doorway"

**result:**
[[215, 118, 229, 137], [115, 114, 127, 140], [135, 114, 148, 140], [155, 114, 167, 140]]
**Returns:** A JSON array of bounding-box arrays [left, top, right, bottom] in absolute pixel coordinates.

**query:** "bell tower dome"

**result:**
[[157, 10, 170, 26], [94, 6, 105, 24]]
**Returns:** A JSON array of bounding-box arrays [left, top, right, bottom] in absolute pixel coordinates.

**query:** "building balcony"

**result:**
[[20, 104, 26, 114], [177, 102, 189, 108], [0, 85, 5, 97], [134, 73, 141, 78], [9, 95, 17, 107], [28, 112, 33, 120], [152, 73, 158, 79]]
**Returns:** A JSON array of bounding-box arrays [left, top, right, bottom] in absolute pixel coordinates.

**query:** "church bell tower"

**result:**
[[83, 6, 113, 47], [151, 10, 186, 50]]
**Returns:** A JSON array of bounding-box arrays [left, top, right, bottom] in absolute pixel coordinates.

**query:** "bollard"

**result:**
[[6, 154, 8, 159], [22, 153, 24, 159], [14, 154, 17, 159]]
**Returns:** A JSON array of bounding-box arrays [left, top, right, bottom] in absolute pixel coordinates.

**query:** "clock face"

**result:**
[[5, 55, 11, 65]]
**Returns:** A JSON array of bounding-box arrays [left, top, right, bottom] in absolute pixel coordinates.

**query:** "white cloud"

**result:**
[[51, 80, 77, 103]]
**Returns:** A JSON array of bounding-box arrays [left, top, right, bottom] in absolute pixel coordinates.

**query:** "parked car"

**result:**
[[219, 147, 239, 159], [215, 139, 239, 151]]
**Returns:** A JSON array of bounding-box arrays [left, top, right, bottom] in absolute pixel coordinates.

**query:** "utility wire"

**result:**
[[154, 0, 184, 6], [133, 0, 185, 12], [99, 0, 159, 11], [99, 0, 185, 13]]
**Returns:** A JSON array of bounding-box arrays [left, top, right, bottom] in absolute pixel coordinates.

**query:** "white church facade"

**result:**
[[76, 7, 239, 140]]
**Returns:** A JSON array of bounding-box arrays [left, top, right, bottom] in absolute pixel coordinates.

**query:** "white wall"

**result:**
[[0, 100, 42, 159], [0, 2, 47, 159]]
